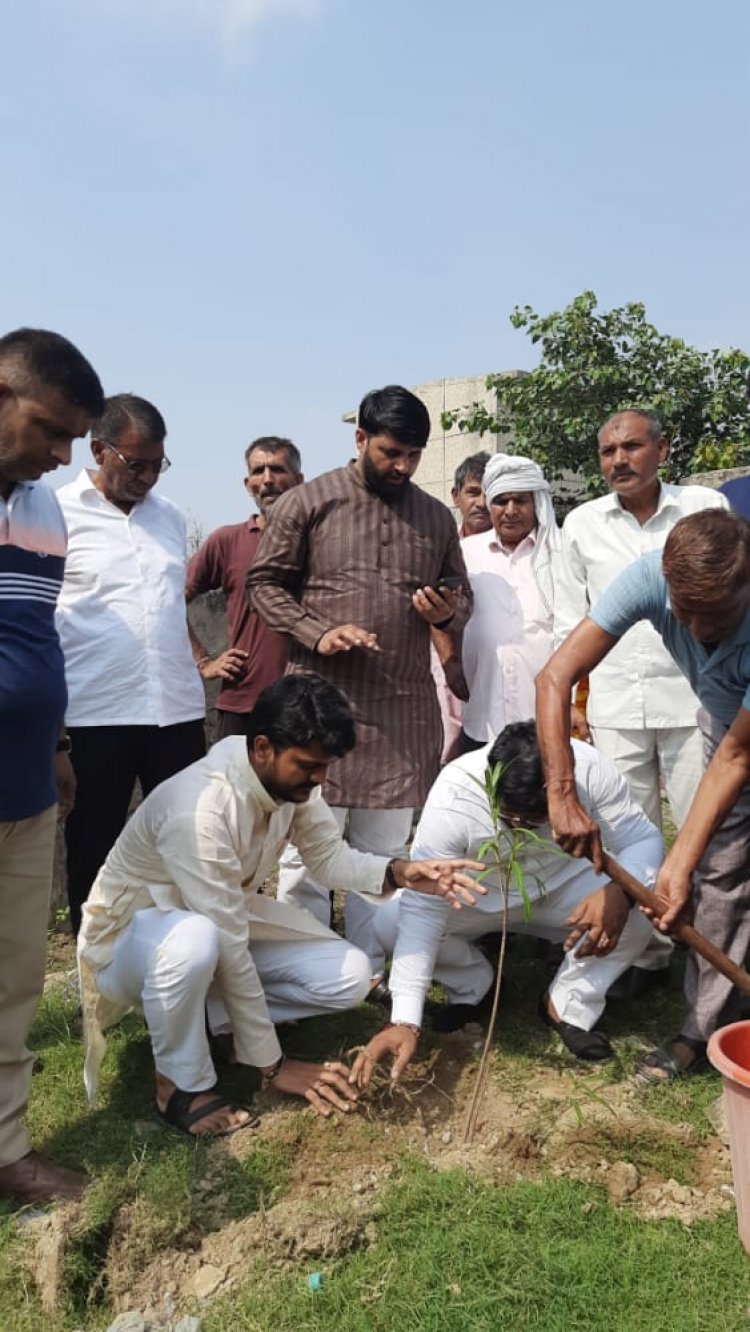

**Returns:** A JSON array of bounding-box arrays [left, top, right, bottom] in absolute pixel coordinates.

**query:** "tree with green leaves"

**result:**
[[441, 291, 750, 486]]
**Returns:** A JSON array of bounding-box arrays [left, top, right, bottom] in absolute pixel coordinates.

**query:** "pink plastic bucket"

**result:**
[[707, 1021, 750, 1254]]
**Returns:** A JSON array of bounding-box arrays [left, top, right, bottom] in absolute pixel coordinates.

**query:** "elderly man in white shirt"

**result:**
[[56, 395, 206, 935], [78, 674, 482, 1136], [555, 410, 728, 828], [459, 452, 567, 752], [554, 409, 727, 996], [351, 720, 662, 1085]]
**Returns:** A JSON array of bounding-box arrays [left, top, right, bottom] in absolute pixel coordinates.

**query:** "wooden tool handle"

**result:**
[[601, 851, 750, 999]]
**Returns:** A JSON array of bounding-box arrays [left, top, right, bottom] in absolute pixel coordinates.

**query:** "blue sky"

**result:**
[[4, 0, 749, 532]]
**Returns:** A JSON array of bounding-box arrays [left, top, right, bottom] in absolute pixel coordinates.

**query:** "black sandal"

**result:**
[[636, 1035, 709, 1084], [154, 1086, 255, 1138], [539, 995, 614, 1063]]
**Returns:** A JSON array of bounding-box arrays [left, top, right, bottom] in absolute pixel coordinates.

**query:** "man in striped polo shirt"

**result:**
[[0, 328, 104, 1205]]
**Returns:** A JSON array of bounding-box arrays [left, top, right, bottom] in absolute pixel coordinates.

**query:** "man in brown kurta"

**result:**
[[247, 385, 471, 963]]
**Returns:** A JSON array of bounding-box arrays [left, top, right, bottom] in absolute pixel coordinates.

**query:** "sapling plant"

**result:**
[[463, 758, 561, 1144]]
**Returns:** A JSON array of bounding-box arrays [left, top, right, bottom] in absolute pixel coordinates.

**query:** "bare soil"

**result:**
[[22, 1024, 732, 1325]]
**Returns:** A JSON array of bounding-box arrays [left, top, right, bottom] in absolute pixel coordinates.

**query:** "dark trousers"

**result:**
[[65, 720, 206, 935], [214, 709, 250, 741]]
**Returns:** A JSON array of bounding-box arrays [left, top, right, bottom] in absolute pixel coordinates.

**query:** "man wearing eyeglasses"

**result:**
[[56, 394, 206, 934]]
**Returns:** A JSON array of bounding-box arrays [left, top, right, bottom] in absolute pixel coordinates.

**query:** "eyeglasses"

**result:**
[[103, 441, 171, 477]]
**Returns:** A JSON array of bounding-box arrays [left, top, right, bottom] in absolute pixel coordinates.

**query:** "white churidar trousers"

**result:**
[[277, 806, 413, 970], [590, 724, 703, 973], [376, 866, 654, 1032], [96, 907, 371, 1091]]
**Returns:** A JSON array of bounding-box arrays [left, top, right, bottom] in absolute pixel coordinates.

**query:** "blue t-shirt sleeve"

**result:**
[[589, 550, 666, 638]]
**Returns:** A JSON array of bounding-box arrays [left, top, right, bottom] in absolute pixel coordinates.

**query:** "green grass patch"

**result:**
[[0, 988, 293, 1325], [205, 1163, 750, 1332], [592, 1126, 698, 1185]]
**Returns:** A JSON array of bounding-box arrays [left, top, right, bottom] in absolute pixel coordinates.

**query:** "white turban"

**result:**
[[481, 451, 561, 612]]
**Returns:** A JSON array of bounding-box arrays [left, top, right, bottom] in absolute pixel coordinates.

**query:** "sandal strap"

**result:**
[[641, 1046, 682, 1078], [672, 1034, 708, 1058], [161, 1086, 231, 1130], [640, 1036, 709, 1080]]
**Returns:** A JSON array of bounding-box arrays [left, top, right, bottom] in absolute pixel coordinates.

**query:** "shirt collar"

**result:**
[[71, 466, 156, 511], [602, 481, 677, 519], [488, 527, 538, 555], [241, 750, 324, 816], [243, 755, 285, 814]]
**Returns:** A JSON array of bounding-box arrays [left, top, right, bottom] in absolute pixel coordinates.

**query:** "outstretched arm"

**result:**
[[536, 618, 620, 871], [647, 708, 750, 930]]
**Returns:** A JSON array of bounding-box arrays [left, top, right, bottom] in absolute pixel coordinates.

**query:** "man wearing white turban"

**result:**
[[458, 452, 563, 749]]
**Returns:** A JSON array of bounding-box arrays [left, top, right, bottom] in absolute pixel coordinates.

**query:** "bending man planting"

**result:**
[[536, 509, 750, 1080], [352, 720, 660, 1087], [78, 674, 482, 1135]]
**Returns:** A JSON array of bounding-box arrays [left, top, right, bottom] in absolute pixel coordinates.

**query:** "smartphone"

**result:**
[[436, 576, 466, 592]]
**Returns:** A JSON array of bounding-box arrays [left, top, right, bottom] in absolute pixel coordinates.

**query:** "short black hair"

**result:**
[[358, 385, 431, 449], [0, 327, 104, 415], [454, 451, 491, 492], [487, 720, 548, 815], [245, 435, 302, 473], [246, 673, 356, 757], [92, 393, 166, 446]]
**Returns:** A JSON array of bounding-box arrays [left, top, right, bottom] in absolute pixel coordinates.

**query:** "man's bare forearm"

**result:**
[[535, 654, 577, 795]]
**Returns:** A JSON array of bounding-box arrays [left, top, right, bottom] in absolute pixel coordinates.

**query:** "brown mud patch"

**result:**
[[23, 1034, 735, 1323]]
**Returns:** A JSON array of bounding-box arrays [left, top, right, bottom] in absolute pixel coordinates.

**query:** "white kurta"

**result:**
[[78, 738, 390, 1101], [386, 741, 663, 1029], [460, 528, 554, 742]]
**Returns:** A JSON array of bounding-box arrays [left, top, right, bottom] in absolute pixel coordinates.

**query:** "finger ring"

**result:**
[[323, 1061, 331, 1068]]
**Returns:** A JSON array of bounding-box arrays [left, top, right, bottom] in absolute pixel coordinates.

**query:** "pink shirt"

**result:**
[[460, 527, 553, 742]]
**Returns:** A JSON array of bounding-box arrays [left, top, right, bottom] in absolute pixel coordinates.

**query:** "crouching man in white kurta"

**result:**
[[78, 674, 482, 1137], [352, 720, 663, 1086]]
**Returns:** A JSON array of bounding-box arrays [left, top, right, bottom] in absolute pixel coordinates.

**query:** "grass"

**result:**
[[205, 1163, 750, 1332], [0, 928, 744, 1331], [0, 984, 296, 1328]]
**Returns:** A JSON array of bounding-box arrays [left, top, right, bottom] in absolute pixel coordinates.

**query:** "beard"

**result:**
[[361, 451, 409, 498]]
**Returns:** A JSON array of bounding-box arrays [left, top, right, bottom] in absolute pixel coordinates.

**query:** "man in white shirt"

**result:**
[[555, 410, 728, 828], [459, 452, 562, 751], [78, 674, 482, 1135], [351, 720, 661, 1086], [554, 410, 727, 996], [56, 395, 206, 934]]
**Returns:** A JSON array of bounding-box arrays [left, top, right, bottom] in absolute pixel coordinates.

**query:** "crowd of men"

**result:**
[[2, 324, 750, 1208]]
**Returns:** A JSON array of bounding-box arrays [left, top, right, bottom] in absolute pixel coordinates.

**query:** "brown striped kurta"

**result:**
[[247, 462, 471, 808]]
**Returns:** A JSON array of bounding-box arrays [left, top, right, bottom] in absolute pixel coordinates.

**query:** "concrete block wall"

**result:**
[[409, 374, 517, 506]]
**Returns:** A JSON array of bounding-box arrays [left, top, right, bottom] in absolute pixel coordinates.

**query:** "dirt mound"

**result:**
[[22, 1044, 736, 1324]]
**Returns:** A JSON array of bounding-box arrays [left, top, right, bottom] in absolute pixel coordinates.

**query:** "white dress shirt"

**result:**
[[78, 737, 391, 1101], [388, 741, 663, 1026], [56, 469, 204, 726], [461, 527, 554, 741], [554, 483, 728, 729]]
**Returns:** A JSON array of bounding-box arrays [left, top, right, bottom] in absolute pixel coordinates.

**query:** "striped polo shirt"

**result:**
[[0, 480, 68, 819]]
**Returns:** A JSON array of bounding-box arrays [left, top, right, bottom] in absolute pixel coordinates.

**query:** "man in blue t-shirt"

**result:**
[[536, 508, 750, 1080], [0, 328, 103, 1205]]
